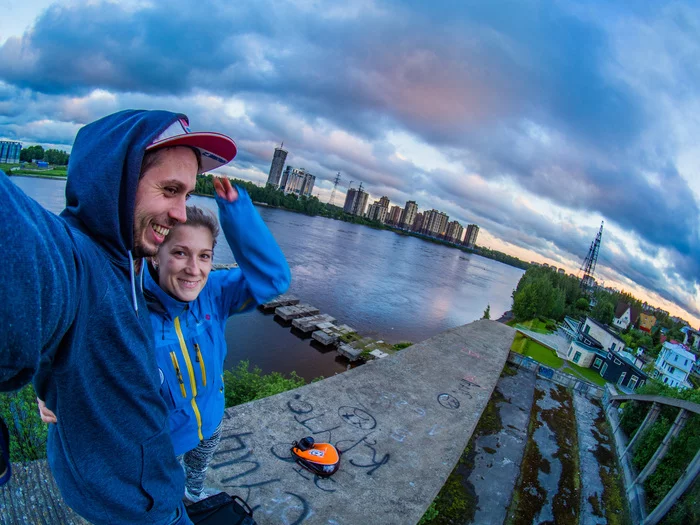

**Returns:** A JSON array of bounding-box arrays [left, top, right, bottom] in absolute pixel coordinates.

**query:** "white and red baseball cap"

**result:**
[[147, 117, 237, 173]]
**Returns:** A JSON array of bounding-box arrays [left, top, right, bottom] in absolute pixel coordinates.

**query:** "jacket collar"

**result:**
[[144, 264, 190, 320]]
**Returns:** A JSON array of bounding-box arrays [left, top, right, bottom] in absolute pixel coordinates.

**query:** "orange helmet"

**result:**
[[290, 437, 341, 477]]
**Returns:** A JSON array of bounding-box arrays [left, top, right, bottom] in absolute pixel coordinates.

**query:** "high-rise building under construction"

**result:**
[[266, 145, 288, 188], [343, 187, 369, 216]]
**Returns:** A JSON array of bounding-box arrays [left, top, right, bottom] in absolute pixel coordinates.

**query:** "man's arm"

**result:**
[[210, 179, 291, 316], [0, 174, 79, 391]]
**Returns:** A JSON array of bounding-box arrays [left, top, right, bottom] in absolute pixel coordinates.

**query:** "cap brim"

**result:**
[[146, 132, 237, 173]]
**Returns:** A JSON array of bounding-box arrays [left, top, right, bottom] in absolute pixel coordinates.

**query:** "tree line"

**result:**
[[19, 145, 70, 165]]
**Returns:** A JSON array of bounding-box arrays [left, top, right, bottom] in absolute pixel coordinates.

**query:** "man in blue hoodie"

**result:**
[[0, 110, 237, 524]]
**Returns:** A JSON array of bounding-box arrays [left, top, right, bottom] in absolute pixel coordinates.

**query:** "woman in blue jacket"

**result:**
[[144, 176, 290, 501]]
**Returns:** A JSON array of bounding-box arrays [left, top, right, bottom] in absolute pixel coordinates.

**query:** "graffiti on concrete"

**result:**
[[338, 406, 377, 430], [209, 393, 394, 523], [211, 432, 309, 524], [461, 348, 482, 359], [438, 393, 460, 410]]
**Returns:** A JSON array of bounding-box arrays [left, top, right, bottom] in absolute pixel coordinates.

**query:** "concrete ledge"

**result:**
[[0, 460, 88, 524], [207, 320, 515, 524]]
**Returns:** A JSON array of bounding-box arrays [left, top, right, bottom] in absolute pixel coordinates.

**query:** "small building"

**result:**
[[0, 141, 22, 163], [653, 342, 697, 389], [681, 326, 700, 351], [613, 302, 641, 330], [563, 316, 647, 390], [564, 317, 625, 367], [591, 348, 648, 391], [638, 312, 657, 333]]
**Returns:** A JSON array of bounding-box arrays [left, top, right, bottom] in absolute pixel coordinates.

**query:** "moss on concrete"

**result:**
[[501, 363, 518, 377], [540, 385, 580, 524], [591, 403, 631, 525], [506, 387, 548, 525], [588, 494, 603, 517]]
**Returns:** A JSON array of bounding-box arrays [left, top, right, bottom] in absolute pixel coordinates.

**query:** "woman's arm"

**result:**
[[209, 177, 291, 317]]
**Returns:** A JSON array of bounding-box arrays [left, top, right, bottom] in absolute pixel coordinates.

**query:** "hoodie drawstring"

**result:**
[[128, 251, 139, 316]]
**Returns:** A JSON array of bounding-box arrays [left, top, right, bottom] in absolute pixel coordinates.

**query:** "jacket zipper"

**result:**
[[194, 343, 207, 387], [169, 352, 187, 398], [174, 317, 204, 441]]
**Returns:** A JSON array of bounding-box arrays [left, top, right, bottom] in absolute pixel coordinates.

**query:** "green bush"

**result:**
[[223, 360, 306, 407], [619, 400, 648, 438], [645, 413, 700, 510], [632, 415, 673, 471], [0, 384, 48, 462]]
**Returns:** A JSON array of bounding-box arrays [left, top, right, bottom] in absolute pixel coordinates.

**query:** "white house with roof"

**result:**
[[653, 342, 697, 389], [564, 317, 626, 368]]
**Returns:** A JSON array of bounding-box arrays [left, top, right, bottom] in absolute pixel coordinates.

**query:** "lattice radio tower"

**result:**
[[328, 172, 341, 207], [580, 221, 604, 291]]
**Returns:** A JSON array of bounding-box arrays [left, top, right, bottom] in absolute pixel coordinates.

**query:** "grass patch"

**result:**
[[0, 162, 20, 174], [420, 388, 507, 524], [223, 360, 307, 407], [339, 331, 362, 344], [561, 363, 607, 387], [519, 318, 555, 334], [392, 341, 413, 351], [512, 336, 564, 369]]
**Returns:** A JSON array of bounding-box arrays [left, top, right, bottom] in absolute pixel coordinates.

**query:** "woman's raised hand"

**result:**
[[213, 177, 239, 203]]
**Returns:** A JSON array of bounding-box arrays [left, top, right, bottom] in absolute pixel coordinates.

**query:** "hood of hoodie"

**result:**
[[60, 109, 186, 265]]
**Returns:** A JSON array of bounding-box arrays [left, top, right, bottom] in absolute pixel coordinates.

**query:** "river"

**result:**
[[11, 176, 524, 380]]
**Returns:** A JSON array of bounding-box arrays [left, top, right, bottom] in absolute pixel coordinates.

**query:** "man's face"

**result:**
[[133, 146, 198, 258]]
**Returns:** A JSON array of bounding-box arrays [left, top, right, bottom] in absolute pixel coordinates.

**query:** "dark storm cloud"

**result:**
[[1, 0, 699, 319]]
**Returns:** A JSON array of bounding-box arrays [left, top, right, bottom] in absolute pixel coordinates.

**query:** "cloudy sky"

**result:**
[[2, 0, 700, 326]]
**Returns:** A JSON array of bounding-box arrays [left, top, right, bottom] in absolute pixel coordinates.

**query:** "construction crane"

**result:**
[[580, 221, 604, 291]]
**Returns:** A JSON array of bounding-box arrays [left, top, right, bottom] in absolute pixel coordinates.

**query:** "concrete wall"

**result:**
[[508, 352, 604, 400]]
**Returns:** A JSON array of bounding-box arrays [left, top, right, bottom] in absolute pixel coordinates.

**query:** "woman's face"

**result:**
[[154, 225, 214, 302]]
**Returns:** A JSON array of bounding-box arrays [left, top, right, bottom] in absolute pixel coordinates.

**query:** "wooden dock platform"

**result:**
[[260, 294, 300, 311], [274, 303, 320, 321], [291, 314, 337, 333], [311, 323, 356, 346]]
